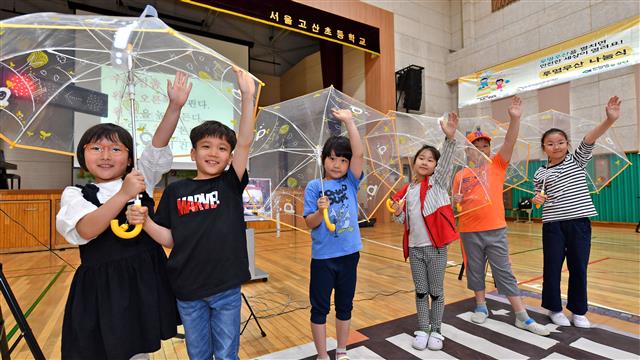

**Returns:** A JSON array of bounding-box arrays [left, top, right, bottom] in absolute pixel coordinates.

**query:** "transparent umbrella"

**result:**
[[517, 109, 631, 198], [0, 7, 262, 237], [247, 87, 403, 231], [389, 111, 492, 216]]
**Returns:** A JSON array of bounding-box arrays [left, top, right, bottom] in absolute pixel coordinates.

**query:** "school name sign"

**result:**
[[458, 16, 639, 108], [181, 0, 381, 55]]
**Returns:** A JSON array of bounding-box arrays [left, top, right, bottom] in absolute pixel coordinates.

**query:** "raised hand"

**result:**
[[233, 66, 256, 100], [441, 112, 459, 139], [605, 96, 621, 122], [167, 71, 192, 108], [331, 108, 353, 124], [508, 96, 522, 119]]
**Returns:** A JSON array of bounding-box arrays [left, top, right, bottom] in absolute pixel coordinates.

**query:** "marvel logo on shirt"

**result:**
[[176, 191, 220, 215], [154, 165, 251, 301]]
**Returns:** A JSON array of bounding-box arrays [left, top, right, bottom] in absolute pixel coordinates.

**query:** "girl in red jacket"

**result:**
[[390, 113, 459, 352]]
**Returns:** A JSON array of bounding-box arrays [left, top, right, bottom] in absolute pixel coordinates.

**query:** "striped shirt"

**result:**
[[533, 141, 597, 223], [392, 138, 456, 246]]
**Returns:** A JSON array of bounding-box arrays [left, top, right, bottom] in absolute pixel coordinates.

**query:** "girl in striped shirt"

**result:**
[[390, 113, 459, 352], [532, 96, 621, 329]]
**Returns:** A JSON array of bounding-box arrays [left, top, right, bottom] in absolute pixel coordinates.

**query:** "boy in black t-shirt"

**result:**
[[126, 67, 256, 360]]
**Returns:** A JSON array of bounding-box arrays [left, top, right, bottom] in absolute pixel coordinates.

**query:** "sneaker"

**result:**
[[572, 314, 591, 328], [549, 311, 571, 326], [427, 331, 444, 351], [335, 351, 349, 360], [471, 310, 488, 324], [515, 318, 551, 336], [411, 331, 428, 350]]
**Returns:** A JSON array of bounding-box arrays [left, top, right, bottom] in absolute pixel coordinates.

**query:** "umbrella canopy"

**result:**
[[0, 7, 262, 160], [457, 116, 530, 191], [247, 87, 403, 229], [389, 111, 492, 216], [517, 109, 631, 194]]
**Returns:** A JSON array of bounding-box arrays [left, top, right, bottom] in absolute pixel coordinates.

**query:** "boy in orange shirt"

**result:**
[[453, 96, 549, 336]]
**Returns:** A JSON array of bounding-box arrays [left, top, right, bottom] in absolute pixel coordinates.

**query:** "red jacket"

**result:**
[[393, 177, 459, 260]]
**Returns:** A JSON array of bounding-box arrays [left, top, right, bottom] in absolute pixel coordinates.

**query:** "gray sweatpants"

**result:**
[[460, 228, 520, 296], [409, 245, 448, 333]]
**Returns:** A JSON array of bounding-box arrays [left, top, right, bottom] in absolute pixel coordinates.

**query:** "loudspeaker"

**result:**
[[399, 67, 422, 111]]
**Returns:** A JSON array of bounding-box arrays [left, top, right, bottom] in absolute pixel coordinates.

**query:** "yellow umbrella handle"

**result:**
[[322, 208, 336, 232], [386, 199, 395, 213], [386, 198, 405, 213], [111, 200, 143, 239], [535, 190, 545, 209]]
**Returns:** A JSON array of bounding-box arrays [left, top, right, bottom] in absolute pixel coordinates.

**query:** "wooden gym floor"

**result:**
[[1, 221, 638, 359]]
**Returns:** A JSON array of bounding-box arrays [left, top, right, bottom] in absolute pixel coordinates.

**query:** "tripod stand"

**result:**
[[0, 263, 45, 360], [240, 292, 266, 337]]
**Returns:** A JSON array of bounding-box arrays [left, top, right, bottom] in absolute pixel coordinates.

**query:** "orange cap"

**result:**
[[466, 128, 492, 143]]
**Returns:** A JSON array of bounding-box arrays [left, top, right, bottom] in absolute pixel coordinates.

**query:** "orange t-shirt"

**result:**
[[454, 153, 508, 232]]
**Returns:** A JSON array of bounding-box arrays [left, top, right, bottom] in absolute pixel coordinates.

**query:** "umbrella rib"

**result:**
[[172, 32, 241, 71], [364, 168, 398, 191], [134, 49, 195, 68], [46, 48, 109, 68], [365, 156, 402, 175], [84, 27, 114, 53], [0, 48, 108, 65], [250, 148, 314, 157], [319, 88, 332, 144], [317, 88, 337, 185], [78, 18, 118, 51], [171, 31, 263, 83], [131, 23, 147, 55], [219, 65, 243, 115], [134, 52, 243, 115]]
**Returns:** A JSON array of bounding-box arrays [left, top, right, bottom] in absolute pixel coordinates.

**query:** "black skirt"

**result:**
[[62, 244, 179, 360]]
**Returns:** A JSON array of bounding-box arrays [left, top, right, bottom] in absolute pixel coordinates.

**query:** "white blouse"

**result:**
[[56, 145, 172, 245]]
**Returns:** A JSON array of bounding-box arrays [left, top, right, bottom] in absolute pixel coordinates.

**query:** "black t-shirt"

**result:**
[[154, 164, 250, 300]]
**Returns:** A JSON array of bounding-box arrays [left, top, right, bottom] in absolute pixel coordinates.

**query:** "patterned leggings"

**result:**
[[409, 245, 448, 333]]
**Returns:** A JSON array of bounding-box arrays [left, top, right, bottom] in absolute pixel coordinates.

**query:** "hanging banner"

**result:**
[[458, 16, 639, 108]]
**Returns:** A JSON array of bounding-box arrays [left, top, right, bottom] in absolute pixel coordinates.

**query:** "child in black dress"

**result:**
[[56, 72, 191, 359]]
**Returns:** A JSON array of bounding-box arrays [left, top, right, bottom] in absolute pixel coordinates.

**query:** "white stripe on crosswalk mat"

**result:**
[[541, 352, 575, 359], [253, 337, 337, 359], [570, 337, 638, 359], [386, 333, 458, 359], [457, 311, 559, 349], [347, 345, 385, 359], [442, 323, 528, 359]]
